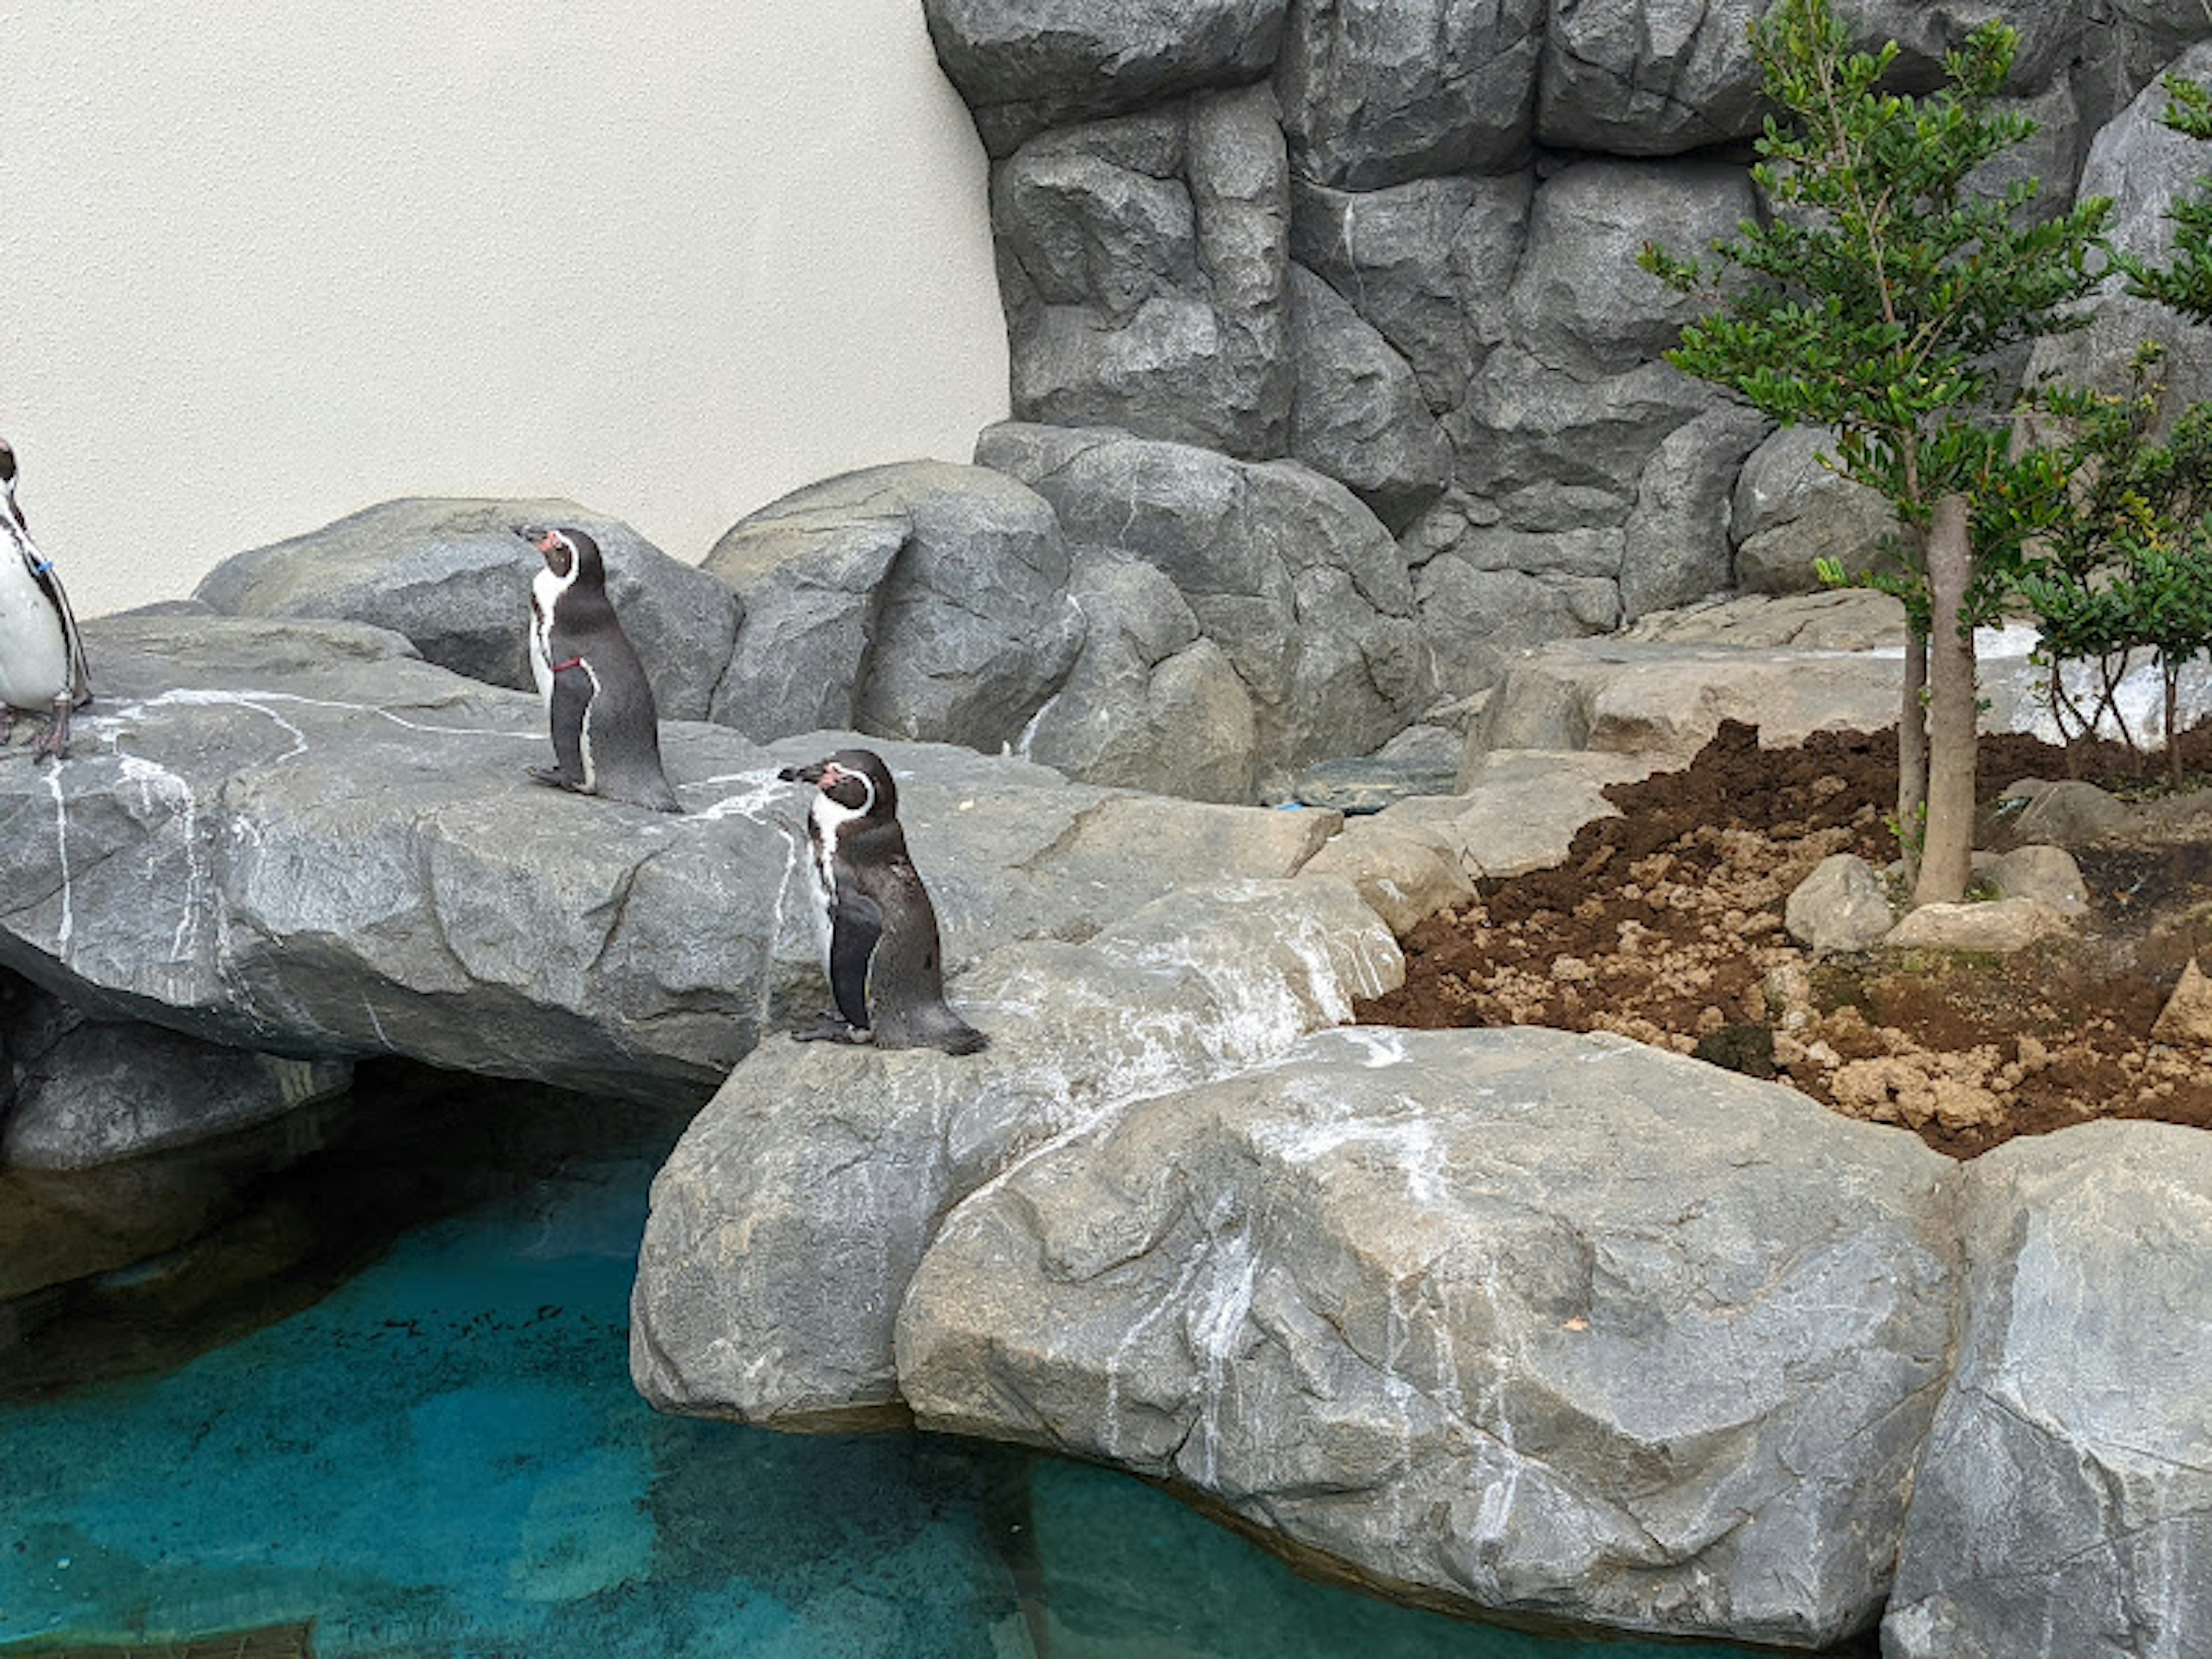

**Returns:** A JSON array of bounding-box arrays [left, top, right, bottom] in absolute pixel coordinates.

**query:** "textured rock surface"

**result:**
[[923, 0, 1287, 154], [1286, 263, 1452, 531], [1886, 1122, 2212, 1659], [980, 423, 1433, 790], [701, 461, 1081, 749], [899, 1025, 1957, 1648], [630, 879, 1400, 1429], [994, 89, 1295, 459], [194, 498, 741, 724], [1785, 853, 1896, 955], [1275, 0, 1544, 188], [0, 615, 1333, 1108], [1730, 426, 1906, 597], [0, 974, 350, 1173]]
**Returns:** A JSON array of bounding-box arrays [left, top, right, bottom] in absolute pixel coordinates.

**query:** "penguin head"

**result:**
[[514, 525, 605, 591], [0, 440, 25, 533], [778, 748, 899, 822]]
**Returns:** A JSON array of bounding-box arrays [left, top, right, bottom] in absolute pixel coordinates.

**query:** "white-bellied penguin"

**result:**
[[514, 524, 679, 813], [0, 439, 90, 760], [778, 748, 989, 1055]]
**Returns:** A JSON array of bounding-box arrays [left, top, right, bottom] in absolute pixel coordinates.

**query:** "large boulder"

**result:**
[[922, 0, 1288, 155], [1886, 1122, 2212, 1659], [0, 614, 1334, 1109], [1286, 264, 1453, 531], [1537, 0, 1766, 154], [979, 423, 1433, 791], [898, 1025, 1958, 1649], [1731, 425, 1906, 597], [631, 878, 1400, 1430], [993, 88, 1296, 459], [1016, 552, 1261, 803], [1274, 0, 1544, 189], [2026, 40, 2212, 412], [1289, 173, 1533, 412], [700, 461, 1081, 749], [193, 498, 741, 723]]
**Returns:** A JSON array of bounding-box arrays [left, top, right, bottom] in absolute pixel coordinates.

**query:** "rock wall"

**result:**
[[920, 0, 2212, 773]]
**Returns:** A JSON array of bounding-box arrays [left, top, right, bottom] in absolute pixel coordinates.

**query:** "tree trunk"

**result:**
[[1914, 492, 1977, 907], [1897, 632, 1929, 888]]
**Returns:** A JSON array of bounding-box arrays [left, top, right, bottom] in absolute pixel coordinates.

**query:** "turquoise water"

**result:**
[[1, 1094, 1796, 1658]]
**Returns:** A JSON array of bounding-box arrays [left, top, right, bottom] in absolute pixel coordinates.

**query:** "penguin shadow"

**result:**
[[777, 748, 991, 1058]]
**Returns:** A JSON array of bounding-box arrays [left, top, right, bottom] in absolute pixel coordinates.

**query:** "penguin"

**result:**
[[514, 525, 679, 813], [0, 439, 90, 762], [777, 748, 989, 1056]]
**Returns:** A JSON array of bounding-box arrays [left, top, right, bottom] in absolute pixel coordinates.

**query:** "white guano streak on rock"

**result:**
[[117, 753, 204, 971], [101, 687, 539, 751], [1190, 1225, 1259, 1490], [681, 769, 790, 824], [43, 762, 71, 955]]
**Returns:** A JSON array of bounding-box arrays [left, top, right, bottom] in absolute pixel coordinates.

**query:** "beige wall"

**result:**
[[0, 0, 1009, 618]]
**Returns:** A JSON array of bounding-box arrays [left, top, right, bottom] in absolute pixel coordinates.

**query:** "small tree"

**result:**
[[1640, 0, 2111, 905], [2015, 344, 2212, 787]]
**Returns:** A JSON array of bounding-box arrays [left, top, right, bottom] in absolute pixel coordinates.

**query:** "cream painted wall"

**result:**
[[0, 0, 1010, 618]]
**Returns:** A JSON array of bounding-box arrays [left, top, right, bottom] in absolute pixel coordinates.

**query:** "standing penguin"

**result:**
[[0, 439, 90, 760], [515, 525, 679, 813], [778, 748, 988, 1056]]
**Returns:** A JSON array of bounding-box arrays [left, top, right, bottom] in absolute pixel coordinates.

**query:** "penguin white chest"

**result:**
[[0, 553, 69, 713], [804, 793, 865, 969], [528, 569, 566, 704]]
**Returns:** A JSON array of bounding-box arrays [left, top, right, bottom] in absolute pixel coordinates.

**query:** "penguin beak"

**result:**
[[778, 762, 827, 786], [512, 523, 543, 546]]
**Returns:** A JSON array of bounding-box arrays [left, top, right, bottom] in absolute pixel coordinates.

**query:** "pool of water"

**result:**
[[1, 1084, 1805, 1658]]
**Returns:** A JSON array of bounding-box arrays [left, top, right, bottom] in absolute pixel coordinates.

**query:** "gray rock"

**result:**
[[1, 977, 350, 1172], [2027, 41, 2212, 415], [899, 1025, 1957, 1649], [1017, 552, 1260, 803], [1999, 777, 2136, 844], [1621, 403, 1771, 621], [194, 498, 741, 723], [1275, 0, 1544, 189], [1447, 350, 1718, 518], [1882, 897, 2071, 953], [2080, 0, 2212, 132], [979, 423, 1433, 788], [1288, 751, 1458, 814], [1290, 173, 1533, 411], [1537, 0, 1765, 154], [1785, 853, 1897, 955], [1624, 588, 1907, 650], [1987, 843, 2089, 914], [702, 461, 1081, 750], [1413, 556, 1621, 703], [1886, 1122, 2212, 1659], [1407, 747, 1661, 875], [1730, 426, 1907, 597], [995, 91, 1294, 460], [1296, 816, 1475, 934], [1286, 264, 1452, 531], [923, 0, 1288, 155], [1506, 159, 1759, 382], [630, 879, 1401, 1430], [0, 614, 1334, 1109]]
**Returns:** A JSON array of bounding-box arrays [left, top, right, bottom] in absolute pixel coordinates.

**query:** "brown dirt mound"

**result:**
[[1356, 721, 2212, 1158]]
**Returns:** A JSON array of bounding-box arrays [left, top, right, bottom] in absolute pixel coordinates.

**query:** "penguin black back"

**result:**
[[516, 525, 679, 814], [779, 748, 988, 1056]]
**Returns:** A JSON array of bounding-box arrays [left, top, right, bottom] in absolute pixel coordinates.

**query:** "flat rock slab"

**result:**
[[899, 1025, 1957, 1649], [0, 616, 1334, 1106], [1886, 1122, 2212, 1659], [631, 878, 1401, 1430]]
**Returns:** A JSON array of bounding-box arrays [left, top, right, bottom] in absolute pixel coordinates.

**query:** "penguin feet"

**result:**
[[31, 697, 70, 762], [527, 764, 588, 794], [793, 1010, 873, 1046]]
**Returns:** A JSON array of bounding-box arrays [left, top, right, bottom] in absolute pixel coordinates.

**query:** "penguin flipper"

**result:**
[[828, 891, 884, 1033], [543, 661, 593, 789]]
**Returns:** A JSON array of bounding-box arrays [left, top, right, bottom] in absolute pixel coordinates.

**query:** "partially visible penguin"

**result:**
[[515, 525, 680, 813], [778, 748, 989, 1055], [0, 438, 90, 760]]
